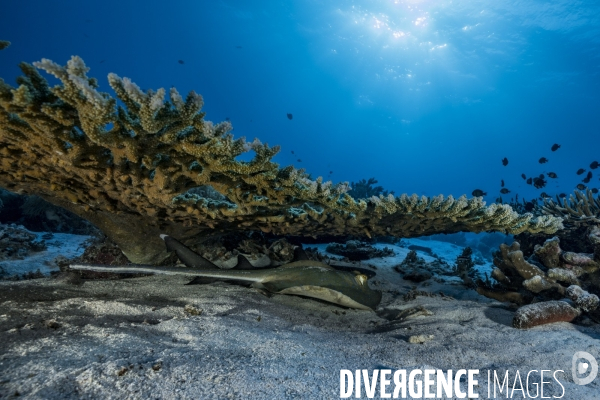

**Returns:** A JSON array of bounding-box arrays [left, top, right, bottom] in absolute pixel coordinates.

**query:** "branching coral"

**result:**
[[478, 229, 600, 327], [0, 56, 564, 264], [540, 189, 600, 227]]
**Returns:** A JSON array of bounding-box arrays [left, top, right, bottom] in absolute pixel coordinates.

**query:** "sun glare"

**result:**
[[332, 1, 462, 103]]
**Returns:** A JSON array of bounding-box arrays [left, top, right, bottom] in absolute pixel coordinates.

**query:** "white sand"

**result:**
[[0, 231, 91, 277], [0, 239, 598, 399]]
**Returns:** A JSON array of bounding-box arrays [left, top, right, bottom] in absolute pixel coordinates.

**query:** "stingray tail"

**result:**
[[69, 263, 208, 276]]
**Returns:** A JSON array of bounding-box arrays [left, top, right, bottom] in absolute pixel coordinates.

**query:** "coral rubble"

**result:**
[[394, 250, 434, 282], [0, 56, 563, 264]]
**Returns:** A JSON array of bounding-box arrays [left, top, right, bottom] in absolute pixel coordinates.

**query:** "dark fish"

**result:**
[[287, 113, 293, 120], [521, 174, 526, 180], [501, 179, 504, 187], [591, 161, 599, 169], [501, 157, 508, 166], [559, 193, 567, 198], [472, 189, 487, 197], [547, 172, 558, 179], [500, 188, 510, 194], [291, 150, 294, 154], [526, 177, 532, 185], [583, 171, 593, 183], [99, 60, 105, 64], [538, 157, 548, 164], [577, 184, 587, 190], [329, 171, 333, 174], [297, 159, 302, 162], [533, 176, 547, 189], [236, 46, 243, 49], [540, 192, 550, 198], [178, 60, 185, 64], [551, 144, 561, 151], [577, 168, 586, 175], [524, 201, 535, 211], [592, 188, 599, 194]]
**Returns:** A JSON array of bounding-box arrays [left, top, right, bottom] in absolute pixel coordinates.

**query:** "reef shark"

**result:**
[[69, 235, 382, 311]]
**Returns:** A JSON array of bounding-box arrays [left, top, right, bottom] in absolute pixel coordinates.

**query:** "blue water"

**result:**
[[1, 0, 599, 203]]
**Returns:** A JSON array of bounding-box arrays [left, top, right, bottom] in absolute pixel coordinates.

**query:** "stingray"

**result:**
[[69, 235, 382, 311]]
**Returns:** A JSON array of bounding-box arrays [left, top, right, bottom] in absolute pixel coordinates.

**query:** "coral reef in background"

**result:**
[[0, 56, 563, 264], [0, 41, 10, 51], [424, 232, 468, 247], [0, 223, 46, 261], [394, 250, 434, 282], [393, 250, 453, 283], [477, 228, 600, 327], [473, 232, 512, 260], [347, 177, 394, 199], [325, 240, 394, 261], [453, 247, 476, 288]]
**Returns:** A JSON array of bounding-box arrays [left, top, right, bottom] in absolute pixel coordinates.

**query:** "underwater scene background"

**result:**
[[1, 3, 600, 398], [2, 0, 599, 203]]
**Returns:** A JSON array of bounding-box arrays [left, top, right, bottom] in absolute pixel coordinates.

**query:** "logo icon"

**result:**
[[572, 351, 598, 385]]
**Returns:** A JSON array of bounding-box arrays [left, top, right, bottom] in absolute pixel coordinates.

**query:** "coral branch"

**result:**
[[541, 189, 600, 227]]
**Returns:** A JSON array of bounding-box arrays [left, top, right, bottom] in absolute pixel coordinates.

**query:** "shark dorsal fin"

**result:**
[[161, 235, 219, 270], [293, 246, 310, 261], [234, 254, 256, 270]]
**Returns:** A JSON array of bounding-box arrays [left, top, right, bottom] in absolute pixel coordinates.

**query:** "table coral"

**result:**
[[0, 56, 563, 264]]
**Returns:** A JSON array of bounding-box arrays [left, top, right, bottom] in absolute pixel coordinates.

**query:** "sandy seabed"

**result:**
[[0, 242, 598, 399]]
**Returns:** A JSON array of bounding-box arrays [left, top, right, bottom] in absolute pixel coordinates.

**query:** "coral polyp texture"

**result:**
[[0, 56, 563, 264]]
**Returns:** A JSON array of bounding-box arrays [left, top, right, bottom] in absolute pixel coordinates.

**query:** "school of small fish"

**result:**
[[472, 143, 598, 202]]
